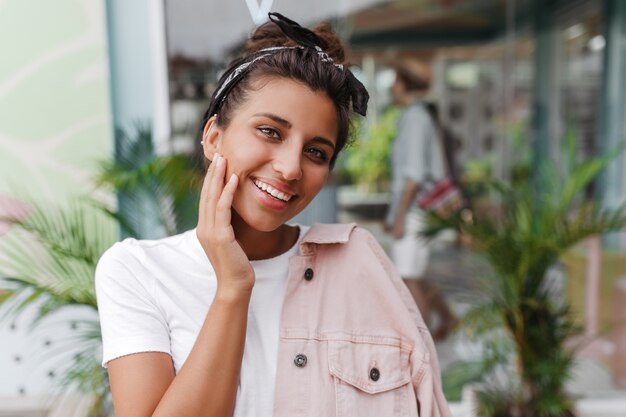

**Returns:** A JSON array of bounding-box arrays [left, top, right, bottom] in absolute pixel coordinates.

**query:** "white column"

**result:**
[[105, 0, 170, 153]]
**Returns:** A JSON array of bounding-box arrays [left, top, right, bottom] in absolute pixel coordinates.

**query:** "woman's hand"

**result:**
[[196, 153, 255, 297], [384, 218, 406, 239], [391, 218, 406, 239]]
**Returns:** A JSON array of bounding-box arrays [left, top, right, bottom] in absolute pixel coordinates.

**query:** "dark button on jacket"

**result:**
[[304, 268, 314, 281], [294, 354, 308, 367]]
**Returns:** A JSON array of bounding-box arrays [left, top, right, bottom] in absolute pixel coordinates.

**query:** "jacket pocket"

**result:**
[[328, 340, 416, 417]]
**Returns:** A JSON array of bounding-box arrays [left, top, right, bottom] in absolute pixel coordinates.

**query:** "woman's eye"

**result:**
[[258, 127, 280, 139], [305, 147, 329, 163]]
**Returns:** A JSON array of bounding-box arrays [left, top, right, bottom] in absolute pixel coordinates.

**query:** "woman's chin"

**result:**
[[233, 210, 289, 234]]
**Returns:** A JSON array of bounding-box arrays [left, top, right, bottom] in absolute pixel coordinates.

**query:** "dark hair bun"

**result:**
[[311, 23, 345, 64], [245, 20, 347, 65]]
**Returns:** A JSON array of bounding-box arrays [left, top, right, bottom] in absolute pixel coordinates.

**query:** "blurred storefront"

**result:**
[[343, 0, 624, 228], [162, 0, 625, 244]]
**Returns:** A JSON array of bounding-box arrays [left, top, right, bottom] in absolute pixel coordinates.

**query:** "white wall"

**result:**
[[0, 0, 112, 399]]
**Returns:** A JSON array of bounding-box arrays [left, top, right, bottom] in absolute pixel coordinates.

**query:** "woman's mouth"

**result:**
[[253, 179, 295, 202]]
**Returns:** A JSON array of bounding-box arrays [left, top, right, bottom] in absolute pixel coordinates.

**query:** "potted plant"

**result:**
[[425, 135, 626, 416], [0, 126, 200, 416]]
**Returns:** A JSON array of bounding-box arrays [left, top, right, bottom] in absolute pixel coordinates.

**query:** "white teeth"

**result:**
[[253, 179, 293, 202]]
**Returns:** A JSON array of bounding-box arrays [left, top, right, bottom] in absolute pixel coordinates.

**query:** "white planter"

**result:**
[[0, 395, 92, 417], [0, 397, 47, 417]]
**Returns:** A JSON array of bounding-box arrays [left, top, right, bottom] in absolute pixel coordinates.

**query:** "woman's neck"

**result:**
[[401, 93, 422, 106], [231, 212, 299, 261]]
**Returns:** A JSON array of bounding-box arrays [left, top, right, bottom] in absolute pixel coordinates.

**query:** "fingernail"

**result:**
[[229, 173, 237, 183]]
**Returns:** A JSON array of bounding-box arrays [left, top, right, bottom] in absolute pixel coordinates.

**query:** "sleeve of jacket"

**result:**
[[361, 228, 452, 417]]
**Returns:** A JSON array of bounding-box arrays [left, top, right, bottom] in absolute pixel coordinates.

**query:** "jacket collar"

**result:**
[[299, 223, 357, 255]]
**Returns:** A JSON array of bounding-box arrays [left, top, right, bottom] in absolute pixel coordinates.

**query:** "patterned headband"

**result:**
[[205, 12, 369, 118]]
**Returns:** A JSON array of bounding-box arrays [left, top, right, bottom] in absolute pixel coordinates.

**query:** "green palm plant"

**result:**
[[426, 134, 626, 417], [0, 202, 115, 417], [0, 126, 201, 416]]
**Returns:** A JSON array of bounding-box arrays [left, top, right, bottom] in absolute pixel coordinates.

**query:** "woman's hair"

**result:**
[[201, 13, 368, 168], [393, 58, 431, 92]]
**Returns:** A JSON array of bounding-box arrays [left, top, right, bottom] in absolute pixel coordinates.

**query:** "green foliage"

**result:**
[[443, 360, 486, 401], [0, 126, 201, 416], [337, 107, 400, 187], [463, 122, 532, 199], [443, 322, 516, 401], [427, 137, 626, 416], [97, 125, 200, 237]]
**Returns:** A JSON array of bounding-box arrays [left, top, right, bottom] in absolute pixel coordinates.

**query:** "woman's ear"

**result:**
[[201, 115, 221, 160]]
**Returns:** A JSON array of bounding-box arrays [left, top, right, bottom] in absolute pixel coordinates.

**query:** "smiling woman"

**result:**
[[95, 12, 451, 417]]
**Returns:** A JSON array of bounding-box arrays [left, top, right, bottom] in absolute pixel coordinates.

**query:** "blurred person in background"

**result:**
[[385, 58, 457, 341], [96, 13, 451, 417]]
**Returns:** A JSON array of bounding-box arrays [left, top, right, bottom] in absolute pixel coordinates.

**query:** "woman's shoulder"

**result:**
[[96, 229, 201, 279], [402, 101, 432, 122], [106, 228, 198, 255]]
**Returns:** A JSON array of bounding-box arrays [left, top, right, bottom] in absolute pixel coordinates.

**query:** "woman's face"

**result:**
[[203, 76, 338, 232]]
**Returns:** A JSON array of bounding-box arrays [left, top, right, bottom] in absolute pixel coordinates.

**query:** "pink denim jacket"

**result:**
[[274, 223, 451, 417]]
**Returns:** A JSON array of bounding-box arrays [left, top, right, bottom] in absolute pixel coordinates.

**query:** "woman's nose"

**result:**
[[272, 145, 303, 181]]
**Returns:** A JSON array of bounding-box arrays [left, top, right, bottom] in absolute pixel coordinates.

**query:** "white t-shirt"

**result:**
[[95, 225, 309, 417]]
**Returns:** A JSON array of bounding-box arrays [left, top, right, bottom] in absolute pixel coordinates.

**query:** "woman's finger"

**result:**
[[205, 153, 226, 225], [197, 156, 216, 229], [215, 173, 238, 232]]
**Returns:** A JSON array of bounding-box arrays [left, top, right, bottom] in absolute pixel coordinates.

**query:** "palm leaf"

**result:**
[[96, 126, 200, 239], [0, 200, 115, 320]]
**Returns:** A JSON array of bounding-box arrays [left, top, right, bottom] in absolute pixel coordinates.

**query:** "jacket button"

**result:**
[[294, 354, 308, 367], [369, 367, 380, 381], [304, 268, 314, 281]]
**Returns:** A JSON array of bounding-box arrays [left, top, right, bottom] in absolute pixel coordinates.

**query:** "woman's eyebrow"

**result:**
[[253, 112, 335, 149], [253, 113, 291, 128], [312, 137, 336, 151]]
